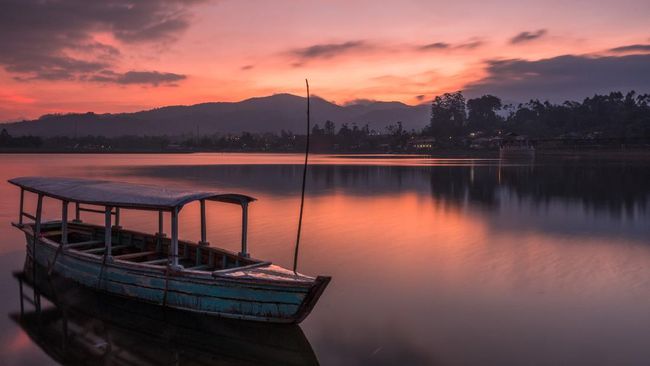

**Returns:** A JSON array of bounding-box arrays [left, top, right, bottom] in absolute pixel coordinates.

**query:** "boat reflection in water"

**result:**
[[10, 266, 319, 366]]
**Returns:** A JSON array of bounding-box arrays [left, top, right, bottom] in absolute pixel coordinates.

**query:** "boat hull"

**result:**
[[23, 232, 329, 323], [13, 270, 320, 366]]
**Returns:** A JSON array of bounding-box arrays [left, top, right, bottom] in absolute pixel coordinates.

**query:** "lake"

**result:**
[[0, 153, 649, 365]]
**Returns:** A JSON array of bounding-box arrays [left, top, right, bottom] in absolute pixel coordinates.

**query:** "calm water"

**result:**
[[0, 153, 649, 365]]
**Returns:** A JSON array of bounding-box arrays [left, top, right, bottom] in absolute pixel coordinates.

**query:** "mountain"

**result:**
[[1, 94, 430, 137]]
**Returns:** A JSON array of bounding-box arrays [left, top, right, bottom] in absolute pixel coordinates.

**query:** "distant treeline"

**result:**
[[0, 125, 411, 153], [429, 90, 650, 142], [0, 129, 42, 148], [1, 90, 649, 152]]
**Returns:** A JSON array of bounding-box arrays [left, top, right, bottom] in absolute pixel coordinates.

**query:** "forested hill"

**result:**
[[2, 94, 430, 137]]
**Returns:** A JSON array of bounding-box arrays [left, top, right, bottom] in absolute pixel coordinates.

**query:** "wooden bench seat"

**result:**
[[115, 251, 157, 260], [142, 258, 168, 265], [186, 264, 210, 270], [84, 244, 130, 254], [66, 240, 104, 249], [42, 229, 86, 237]]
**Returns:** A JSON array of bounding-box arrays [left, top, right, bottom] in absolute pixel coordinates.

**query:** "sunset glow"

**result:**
[[1, 0, 649, 121]]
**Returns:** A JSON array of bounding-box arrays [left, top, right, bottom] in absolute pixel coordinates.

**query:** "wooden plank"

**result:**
[[186, 264, 210, 271], [115, 250, 157, 260], [42, 229, 86, 237], [21, 212, 36, 221], [83, 246, 108, 254], [84, 244, 130, 254], [66, 240, 103, 249], [142, 258, 168, 265], [213, 261, 272, 275]]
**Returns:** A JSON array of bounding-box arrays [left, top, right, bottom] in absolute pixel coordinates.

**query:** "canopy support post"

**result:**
[[73, 202, 81, 223], [239, 202, 249, 257], [113, 207, 121, 230], [18, 188, 24, 226], [199, 199, 209, 246], [32, 194, 43, 283], [156, 210, 165, 252], [61, 201, 68, 245], [170, 207, 182, 270], [104, 206, 113, 262]]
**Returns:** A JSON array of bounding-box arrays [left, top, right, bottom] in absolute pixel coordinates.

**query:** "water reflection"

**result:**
[[2, 154, 650, 365], [121, 160, 649, 218], [11, 267, 318, 366]]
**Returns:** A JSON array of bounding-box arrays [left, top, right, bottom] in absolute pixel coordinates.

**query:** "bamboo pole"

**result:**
[[293, 79, 310, 273], [114, 207, 121, 229], [33, 194, 43, 287], [158, 211, 164, 235], [171, 207, 180, 269], [199, 199, 208, 246], [104, 206, 112, 261], [74, 202, 81, 223], [61, 201, 68, 245], [156, 210, 164, 252], [240, 202, 249, 257]]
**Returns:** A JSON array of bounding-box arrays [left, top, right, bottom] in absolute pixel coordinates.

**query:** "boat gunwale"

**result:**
[[17, 221, 317, 288]]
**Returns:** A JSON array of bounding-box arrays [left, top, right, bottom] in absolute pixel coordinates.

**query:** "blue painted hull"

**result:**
[[25, 233, 327, 323]]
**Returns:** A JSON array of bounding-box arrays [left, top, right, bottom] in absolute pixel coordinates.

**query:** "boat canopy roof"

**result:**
[[8, 176, 256, 211]]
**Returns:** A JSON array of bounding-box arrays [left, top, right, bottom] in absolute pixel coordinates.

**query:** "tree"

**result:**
[[467, 95, 502, 132], [386, 121, 408, 150], [311, 123, 324, 135], [430, 91, 466, 139], [324, 120, 336, 135], [0, 129, 10, 146]]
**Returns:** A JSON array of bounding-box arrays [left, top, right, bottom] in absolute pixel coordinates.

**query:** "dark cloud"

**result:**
[[117, 71, 186, 85], [415, 95, 426, 101], [291, 41, 368, 60], [240, 64, 254, 71], [510, 29, 547, 44], [0, 0, 204, 84], [609, 44, 650, 53], [417, 39, 483, 51], [456, 40, 483, 49], [418, 42, 451, 50], [464, 54, 650, 101], [88, 70, 186, 86]]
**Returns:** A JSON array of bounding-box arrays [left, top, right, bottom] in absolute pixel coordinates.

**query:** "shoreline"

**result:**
[[1, 148, 649, 160]]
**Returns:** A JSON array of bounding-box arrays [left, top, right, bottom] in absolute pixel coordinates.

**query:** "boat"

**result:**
[[9, 176, 330, 324], [10, 269, 319, 366]]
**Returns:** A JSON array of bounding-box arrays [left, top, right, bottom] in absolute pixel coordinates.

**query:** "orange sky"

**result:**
[[1, 0, 649, 121]]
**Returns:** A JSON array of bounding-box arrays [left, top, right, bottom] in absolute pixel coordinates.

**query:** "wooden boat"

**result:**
[[9, 176, 330, 324], [11, 269, 319, 366]]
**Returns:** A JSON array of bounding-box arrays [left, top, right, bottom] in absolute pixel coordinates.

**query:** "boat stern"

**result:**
[[294, 275, 331, 323], [215, 264, 331, 323]]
